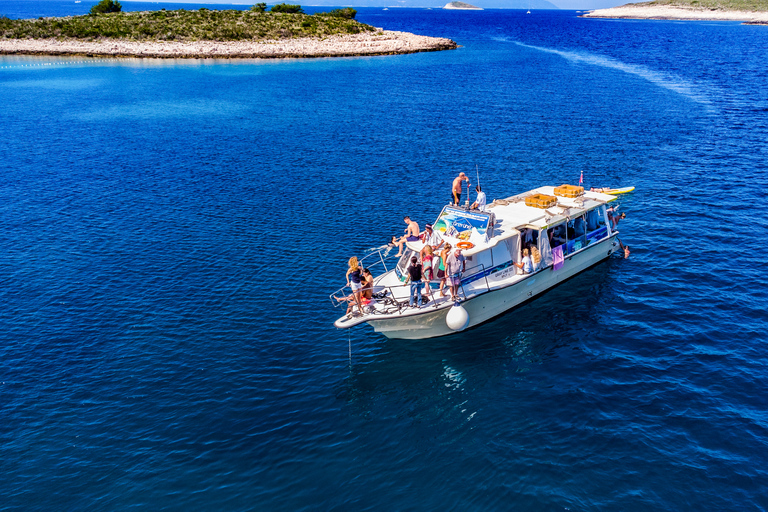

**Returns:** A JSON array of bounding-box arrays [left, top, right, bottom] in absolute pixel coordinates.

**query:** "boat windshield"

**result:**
[[394, 249, 416, 280]]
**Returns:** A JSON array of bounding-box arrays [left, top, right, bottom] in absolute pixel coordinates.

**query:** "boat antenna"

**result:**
[[475, 164, 481, 190]]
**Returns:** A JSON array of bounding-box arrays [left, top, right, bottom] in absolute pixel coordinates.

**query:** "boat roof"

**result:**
[[490, 185, 615, 231], [406, 186, 616, 256]]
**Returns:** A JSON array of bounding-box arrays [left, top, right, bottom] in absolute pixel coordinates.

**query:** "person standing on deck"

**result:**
[[405, 256, 423, 308], [445, 248, 466, 301], [344, 256, 364, 316], [452, 172, 470, 205]]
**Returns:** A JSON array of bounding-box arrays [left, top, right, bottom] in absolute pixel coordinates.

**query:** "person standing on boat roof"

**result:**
[[452, 172, 470, 205], [391, 216, 420, 256], [471, 185, 486, 211], [445, 248, 466, 301]]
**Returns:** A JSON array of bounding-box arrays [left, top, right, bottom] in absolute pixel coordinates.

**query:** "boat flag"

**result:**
[[579, 170, 583, 186]]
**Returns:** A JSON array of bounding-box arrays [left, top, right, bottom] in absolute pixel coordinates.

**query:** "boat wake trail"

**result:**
[[514, 41, 712, 107]]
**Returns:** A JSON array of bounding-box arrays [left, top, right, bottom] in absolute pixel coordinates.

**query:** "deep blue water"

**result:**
[[2, 3, 768, 510]]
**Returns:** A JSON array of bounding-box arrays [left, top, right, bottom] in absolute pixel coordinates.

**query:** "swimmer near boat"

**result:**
[[330, 184, 629, 340]]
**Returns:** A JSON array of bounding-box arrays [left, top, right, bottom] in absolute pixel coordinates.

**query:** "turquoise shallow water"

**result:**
[[1, 4, 767, 510]]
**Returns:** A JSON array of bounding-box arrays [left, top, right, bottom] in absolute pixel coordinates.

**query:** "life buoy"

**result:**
[[456, 241, 474, 250]]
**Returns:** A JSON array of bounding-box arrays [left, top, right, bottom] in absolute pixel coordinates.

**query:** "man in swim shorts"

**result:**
[[452, 172, 470, 205], [391, 216, 420, 256]]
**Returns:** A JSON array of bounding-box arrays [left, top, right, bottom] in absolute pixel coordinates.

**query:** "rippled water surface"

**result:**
[[1, 4, 767, 511]]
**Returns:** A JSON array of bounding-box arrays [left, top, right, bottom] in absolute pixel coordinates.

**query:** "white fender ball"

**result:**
[[446, 303, 470, 332]]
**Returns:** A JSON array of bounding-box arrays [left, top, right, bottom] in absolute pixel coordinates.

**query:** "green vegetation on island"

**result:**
[[0, 5, 374, 42], [90, 0, 122, 15], [631, 0, 768, 11]]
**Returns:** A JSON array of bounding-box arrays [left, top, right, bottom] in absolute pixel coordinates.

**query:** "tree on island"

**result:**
[[250, 3, 267, 12], [323, 8, 357, 19], [90, 0, 122, 14], [270, 3, 304, 14]]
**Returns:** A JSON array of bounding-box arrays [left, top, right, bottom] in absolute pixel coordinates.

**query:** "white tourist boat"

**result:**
[[331, 185, 623, 340]]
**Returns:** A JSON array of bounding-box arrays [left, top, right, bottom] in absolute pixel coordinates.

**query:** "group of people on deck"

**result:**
[[343, 222, 467, 314], [394, 216, 468, 307], [404, 231, 466, 307], [340, 172, 492, 315]]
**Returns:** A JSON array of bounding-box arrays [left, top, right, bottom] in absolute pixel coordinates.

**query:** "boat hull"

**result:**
[[367, 235, 620, 339]]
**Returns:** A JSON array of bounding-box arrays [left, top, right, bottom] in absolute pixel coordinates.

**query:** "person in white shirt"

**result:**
[[513, 248, 533, 274], [471, 185, 486, 211], [421, 224, 444, 251]]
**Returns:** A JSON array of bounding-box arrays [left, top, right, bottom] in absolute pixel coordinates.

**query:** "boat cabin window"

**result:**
[[586, 208, 602, 231], [519, 227, 539, 251], [546, 208, 611, 257], [565, 216, 588, 254], [548, 224, 567, 251], [585, 206, 609, 245]]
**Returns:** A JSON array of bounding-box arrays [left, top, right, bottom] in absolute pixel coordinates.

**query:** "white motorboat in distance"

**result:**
[[331, 185, 623, 340]]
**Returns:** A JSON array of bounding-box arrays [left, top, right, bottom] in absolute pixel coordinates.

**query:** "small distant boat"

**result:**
[[527, 10, 531, 14], [75, 1, 81, 3], [383, 7, 388, 9]]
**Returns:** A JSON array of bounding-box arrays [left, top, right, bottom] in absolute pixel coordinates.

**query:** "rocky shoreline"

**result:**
[[0, 30, 458, 59], [581, 5, 768, 24]]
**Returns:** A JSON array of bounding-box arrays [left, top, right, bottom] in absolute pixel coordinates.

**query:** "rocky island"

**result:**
[[582, 0, 768, 25], [443, 2, 484, 10], [0, 3, 459, 59]]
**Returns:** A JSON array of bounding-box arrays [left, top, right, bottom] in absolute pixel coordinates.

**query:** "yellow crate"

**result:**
[[554, 184, 584, 198], [525, 193, 557, 209]]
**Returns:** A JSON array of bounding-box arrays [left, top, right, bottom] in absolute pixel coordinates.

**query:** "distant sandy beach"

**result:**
[[0, 30, 458, 59], [582, 5, 768, 24]]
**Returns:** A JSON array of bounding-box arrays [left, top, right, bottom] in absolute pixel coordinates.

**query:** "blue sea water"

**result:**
[[1, 2, 768, 510]]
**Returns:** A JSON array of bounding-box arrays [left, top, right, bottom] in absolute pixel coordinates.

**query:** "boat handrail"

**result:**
[[329, 248, 400, 302], [330, 271, 451, 316], [358, 247, 399, 274], [458, 262, 492, 301]]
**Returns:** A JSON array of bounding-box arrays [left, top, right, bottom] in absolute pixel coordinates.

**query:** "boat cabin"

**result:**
[[396, 185, 616, 281]]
